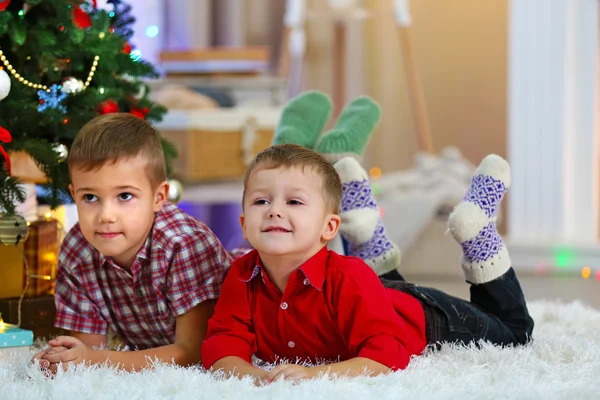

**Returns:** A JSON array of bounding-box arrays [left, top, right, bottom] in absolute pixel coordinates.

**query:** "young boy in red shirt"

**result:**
[[32, 113, 231, 372], [202, 144, 533, 383]]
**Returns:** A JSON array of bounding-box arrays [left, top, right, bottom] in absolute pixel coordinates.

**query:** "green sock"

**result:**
[[272, 91, 332, 149], [314, 96, 381, 163]]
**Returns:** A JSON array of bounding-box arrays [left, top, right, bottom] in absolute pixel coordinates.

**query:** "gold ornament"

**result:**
[[53, 143, 69, 162], [167, 179, 183, 204], [0, 214, 30, 245], [61, 77, 84, 94]]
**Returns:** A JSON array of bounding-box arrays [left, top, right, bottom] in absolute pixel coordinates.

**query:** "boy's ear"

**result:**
[[153, 180, 169, 212], [322, 214, 341, 241], [69, 184, 75, 200], [240, 214, 248, 240]]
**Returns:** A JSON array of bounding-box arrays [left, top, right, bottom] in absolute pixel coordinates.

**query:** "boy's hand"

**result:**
[[31, 345, 69, 369], [40, 336, 93, 372], [266, 364, 317, 383]]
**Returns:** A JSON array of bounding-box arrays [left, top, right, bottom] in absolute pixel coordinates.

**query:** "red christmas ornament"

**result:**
[[98, 100, 119, 114], [130, 106, 149, 119], [122, 42, 132, 55], [0, 126, 12, 175], [0, 0, 11, 12], [73, 6, 92, 29]]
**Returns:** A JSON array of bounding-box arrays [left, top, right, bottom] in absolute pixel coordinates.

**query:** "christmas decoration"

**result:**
[[0, 0, 10, 12], [37, 85, 67, 114], [52, 143, 68, 162], [61, 77, 84, 94], [73, 6, 92, 29], [0, 68, 10, 101], [99, 99, 119, 114], [0, 214, 29, 245], [0, 126, 10, 175], [0, 48, 49, 91], [122, 42, 131, 55], [0, 0, 175, 212], [167, 179, 183, 204], [133, 83, 146, 100], [130, 106, 149, 119]]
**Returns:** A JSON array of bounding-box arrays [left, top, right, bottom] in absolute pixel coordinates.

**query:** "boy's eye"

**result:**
[[83, 194, 98, 203], [288, 199, 303, 205], [254, 199, 268, 205], [119, 193, 133, 201]]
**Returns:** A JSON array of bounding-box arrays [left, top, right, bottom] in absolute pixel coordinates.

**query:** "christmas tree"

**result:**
[[0, 0, 176, 216]]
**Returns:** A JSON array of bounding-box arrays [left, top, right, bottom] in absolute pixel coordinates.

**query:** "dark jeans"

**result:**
[[381, 268, 534, 347]]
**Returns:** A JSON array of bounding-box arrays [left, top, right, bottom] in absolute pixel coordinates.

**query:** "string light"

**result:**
[[369, 167, 383, 180], [145, 26, 159, 37], [582, 266, 591, 279], [0, 48, 99, 93]]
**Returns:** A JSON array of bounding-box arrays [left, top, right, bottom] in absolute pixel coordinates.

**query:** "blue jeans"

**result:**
[[381, 268, 534, 347]]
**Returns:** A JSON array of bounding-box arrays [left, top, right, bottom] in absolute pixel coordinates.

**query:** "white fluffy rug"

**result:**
[[1, 300, 599, 400]]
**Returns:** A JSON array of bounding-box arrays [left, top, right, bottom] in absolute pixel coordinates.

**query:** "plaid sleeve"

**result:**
[[166, 229, 232, 316], [53, 233, 108, 335]]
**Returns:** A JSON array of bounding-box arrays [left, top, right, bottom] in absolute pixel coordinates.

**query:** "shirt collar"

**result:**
[[238, 247, 329, 290]]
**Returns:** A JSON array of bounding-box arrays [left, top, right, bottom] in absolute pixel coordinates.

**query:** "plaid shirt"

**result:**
[[54, 202, 232, 350]]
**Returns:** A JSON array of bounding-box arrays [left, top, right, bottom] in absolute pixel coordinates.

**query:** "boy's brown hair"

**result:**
[[242, 144, 342, 213], [68, 113, 166, 187]]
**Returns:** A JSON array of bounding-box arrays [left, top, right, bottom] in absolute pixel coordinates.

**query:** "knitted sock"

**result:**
[[314, 96, 381, 163], [334, 157, 401, 276], [447, 154, 511, 284], [272, 91, 332, 149]]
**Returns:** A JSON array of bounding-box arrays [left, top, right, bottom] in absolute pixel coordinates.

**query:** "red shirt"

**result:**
[[54, 202, 232, 349], [202, 247, 426, 371]]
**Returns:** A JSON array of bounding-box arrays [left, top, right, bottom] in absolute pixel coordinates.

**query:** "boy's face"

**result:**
[[241, 165, 340, 261], [69, 155, 168, 268]]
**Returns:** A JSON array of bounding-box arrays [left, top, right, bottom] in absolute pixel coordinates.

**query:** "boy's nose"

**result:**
[[98, 204, 117, 223]]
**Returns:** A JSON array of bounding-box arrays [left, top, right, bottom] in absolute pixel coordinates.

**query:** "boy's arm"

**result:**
[[201, 254, 262, 379], [212, 356, 268, 384], [71, 332, 108, 348], [43, 300, 214, 371]]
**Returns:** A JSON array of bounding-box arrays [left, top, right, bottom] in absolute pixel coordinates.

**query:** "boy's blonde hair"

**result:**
[[68, 113, 166, 188], [243, 144, 342, 213]]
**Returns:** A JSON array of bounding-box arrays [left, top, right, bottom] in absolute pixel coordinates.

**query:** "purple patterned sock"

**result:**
[[334, 157, 401, 276]]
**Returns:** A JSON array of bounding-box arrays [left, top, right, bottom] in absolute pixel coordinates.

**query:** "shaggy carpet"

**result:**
[[1, 300, 599, 400]]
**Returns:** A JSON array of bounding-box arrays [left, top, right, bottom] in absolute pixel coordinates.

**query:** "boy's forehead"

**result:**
[[248, 164, 320, 184], [70, 157, 152, 187]]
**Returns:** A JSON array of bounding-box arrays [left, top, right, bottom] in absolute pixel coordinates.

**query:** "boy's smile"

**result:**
[[69, 155, 167, 268]]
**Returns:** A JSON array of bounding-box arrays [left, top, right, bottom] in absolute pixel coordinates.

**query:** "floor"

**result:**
[[409, 271, 600, 308]]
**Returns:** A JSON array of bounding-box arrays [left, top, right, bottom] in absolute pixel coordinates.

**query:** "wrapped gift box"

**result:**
[[153, 107, 282, 182], [0, 244, 25, 299], [23, 219, 59, 297], [0, 296, 63, 340], [0, 319, 34, 361]]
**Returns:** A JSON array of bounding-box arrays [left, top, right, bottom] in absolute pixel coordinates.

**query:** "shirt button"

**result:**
[[135, 289, 143, 298], [288, 341, 295, 348], [280, 302, 288, 310], [303, 278, 310, 285]]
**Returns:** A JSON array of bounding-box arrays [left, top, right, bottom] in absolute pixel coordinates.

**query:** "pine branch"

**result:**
[[0, 173, 26, 215]]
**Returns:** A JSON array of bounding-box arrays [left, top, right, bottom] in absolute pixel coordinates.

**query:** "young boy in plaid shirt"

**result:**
[[32, 113, 232, 372]]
